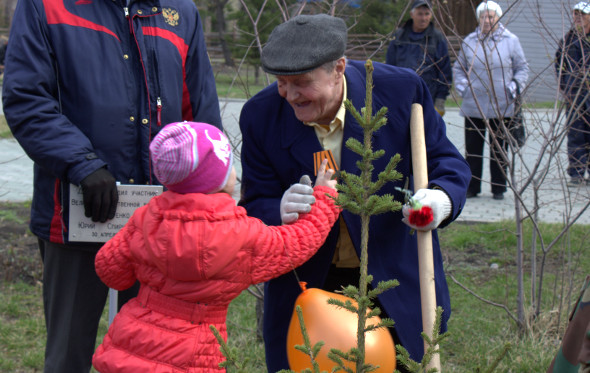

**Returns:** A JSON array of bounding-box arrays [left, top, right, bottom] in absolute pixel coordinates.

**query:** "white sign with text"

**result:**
[[69, 183, 163, 243]]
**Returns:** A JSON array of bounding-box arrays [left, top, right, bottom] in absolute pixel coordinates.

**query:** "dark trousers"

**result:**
[[464, 117, 509, 195], [565, 104, 590, 179], [324, 265, 410, 373], [38, 239, 139, 373]]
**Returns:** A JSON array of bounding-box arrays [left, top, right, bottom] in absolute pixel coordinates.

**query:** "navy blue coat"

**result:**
[[2, 0, 221, 244], [239, 60, 470, 369], [556, 29, 590, 107], [386, 20, 452, 101]]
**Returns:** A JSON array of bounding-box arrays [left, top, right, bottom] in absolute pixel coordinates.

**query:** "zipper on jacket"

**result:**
[[151, 54, 162, 126], [127, 11, 152, 127], [124, 7, 134, 34], [156, 97, 162, 126]]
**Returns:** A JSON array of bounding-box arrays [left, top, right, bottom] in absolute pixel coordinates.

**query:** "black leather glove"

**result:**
[[80, 167, 118, 223]]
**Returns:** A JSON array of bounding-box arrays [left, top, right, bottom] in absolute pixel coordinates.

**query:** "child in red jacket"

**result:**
[[92, 121, 339, 372]]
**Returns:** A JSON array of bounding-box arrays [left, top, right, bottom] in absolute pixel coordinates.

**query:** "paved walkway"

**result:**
[[1, 101, 589, 224]]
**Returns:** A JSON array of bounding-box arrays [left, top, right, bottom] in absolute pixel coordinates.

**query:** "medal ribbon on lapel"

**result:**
[[313, 150, 338, 176]]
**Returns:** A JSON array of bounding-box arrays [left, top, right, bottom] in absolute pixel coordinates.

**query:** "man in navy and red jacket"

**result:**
[[2, 0, 221, 370]]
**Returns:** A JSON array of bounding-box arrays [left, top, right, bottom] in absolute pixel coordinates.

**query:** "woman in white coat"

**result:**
[[453, 0, 529, 200]]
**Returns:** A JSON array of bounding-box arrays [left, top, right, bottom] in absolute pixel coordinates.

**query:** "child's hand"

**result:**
[[315, 159, 336, 189]]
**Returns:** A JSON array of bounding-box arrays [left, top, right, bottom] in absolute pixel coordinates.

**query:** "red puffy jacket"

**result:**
[[93, 186, 339, 372]]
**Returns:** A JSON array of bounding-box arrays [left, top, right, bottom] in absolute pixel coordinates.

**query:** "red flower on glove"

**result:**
[[408, 206, 434, 227], [396, 185, 435, 230]]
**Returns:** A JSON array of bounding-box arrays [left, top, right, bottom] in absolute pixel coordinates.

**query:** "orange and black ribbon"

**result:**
[[313, 149, 339, 176]]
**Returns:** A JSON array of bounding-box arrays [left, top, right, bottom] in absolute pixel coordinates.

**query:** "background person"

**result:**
[[2, 1, 222, 371], [453, 0, 529, 200], [555, 1, 590, 187], [92, 121, 339, 372], [386, 0, 452, 116], [238, 13, 471, 372], [0, 37, 7, 75]]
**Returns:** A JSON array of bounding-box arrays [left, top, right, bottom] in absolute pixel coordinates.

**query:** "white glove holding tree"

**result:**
[[402, 188, 451, 231]]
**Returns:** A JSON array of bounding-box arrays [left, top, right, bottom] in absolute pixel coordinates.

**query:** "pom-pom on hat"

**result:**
[[261, 14, 347, 76], [476, 0, 503, 19], [150, 121, 233, 194]]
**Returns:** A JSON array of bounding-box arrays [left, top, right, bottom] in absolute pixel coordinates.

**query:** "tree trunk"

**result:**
[[2, 0, 17, 30], [213, 0, 234, 67]]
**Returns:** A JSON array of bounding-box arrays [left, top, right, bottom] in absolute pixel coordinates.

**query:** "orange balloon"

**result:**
[[287, 287, 396, 372]]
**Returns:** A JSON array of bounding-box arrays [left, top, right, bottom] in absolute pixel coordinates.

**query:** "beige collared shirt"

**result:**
[[304, 79, 360, 268]]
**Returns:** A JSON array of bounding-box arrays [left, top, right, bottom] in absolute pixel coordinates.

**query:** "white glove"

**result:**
[[402, 188, 451, 231], [454, 80, 468, 98], [280, 175, 315, 224], [507, 80, 518, 98]]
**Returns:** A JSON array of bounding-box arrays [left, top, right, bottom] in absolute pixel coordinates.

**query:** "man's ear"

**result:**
[[335, 57, 346, 76]]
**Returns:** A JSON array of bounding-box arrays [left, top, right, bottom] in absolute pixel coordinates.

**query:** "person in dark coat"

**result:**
[[546, 276, 590, 372], [238, 13, 471, 372], [386, 0, 452, 116], [555, 1, 590, 187], [0, 38, 7, 67]]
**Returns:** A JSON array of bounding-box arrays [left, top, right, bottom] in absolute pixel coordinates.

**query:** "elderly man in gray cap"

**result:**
[[238, 13, 470, 372]]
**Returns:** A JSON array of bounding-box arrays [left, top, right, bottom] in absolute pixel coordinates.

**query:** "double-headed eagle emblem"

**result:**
[[162, 8, 179, 27]]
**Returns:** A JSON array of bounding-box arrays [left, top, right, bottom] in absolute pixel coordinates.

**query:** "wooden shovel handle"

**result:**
[[410, 103, 441, 371]]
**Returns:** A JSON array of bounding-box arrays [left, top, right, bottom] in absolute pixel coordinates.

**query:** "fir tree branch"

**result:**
[[210, 325, 241, 371]]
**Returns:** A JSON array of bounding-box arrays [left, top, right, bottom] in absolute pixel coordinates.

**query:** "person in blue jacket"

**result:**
[[386, 0, 452, 117], [2, 0, 222, 371], [238, 14, 470, 372]]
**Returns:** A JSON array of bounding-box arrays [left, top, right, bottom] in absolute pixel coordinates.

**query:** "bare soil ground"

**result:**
[[0, 202, 42, 284]]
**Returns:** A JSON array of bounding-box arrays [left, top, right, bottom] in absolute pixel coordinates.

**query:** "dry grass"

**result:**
[[0, 115, 11, 139]]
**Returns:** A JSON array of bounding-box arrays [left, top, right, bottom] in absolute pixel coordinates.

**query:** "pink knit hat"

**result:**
[[150, 121, 233, 194]]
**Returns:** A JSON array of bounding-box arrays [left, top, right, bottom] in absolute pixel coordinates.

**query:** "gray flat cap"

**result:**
[[412, 0, 432, 10], [261, 14, 347, 75]]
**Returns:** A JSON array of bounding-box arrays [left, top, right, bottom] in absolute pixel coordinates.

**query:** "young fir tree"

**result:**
[[324, 59, 403, 372]]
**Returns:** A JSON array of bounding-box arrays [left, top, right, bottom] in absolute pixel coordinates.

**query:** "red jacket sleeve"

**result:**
[[94, 216, 139, 291], [249, 185, 340, 284]]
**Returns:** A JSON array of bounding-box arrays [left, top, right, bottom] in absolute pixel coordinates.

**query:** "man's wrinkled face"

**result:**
[[573, 10, 590, 34], [276, 58, 346, 125], [411, 6, 432, 33]]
